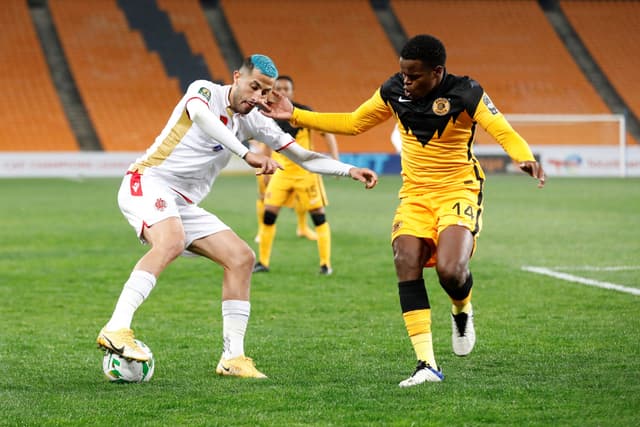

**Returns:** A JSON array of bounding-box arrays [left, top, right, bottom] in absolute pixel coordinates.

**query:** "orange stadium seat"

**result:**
[[157, 0, 230, 83], [561, 0, 639, 145], [49, 0, 181, 152], [0, 0, 78, 151], [221, 0, 397, 153], [392, 0, 615, 146]]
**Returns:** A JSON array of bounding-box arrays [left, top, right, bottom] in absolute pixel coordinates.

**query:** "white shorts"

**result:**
[[117, 173, 230, 250]]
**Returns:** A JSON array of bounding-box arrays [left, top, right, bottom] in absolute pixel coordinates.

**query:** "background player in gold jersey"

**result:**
[[262, 35, 545, 386], [254, 75, 339, 275], [251, 139, 323, 244]]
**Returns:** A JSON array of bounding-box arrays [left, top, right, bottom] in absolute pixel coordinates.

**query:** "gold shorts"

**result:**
[[264, 172, 328, 211], [257, 175, 295, 208], [391, 186, 483, 267]]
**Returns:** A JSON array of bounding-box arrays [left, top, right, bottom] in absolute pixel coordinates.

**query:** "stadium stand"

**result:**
[[392, 0, 609, 115], [220, 0, 397, 153], [4, 0, 634, 155], [560, 0, 640, 130], [48, 0, 181, 152], [117, 0, 213, 90], [391, 0, 616, 146], [0, 0, 78, 151], [157, 0, 230, 83]]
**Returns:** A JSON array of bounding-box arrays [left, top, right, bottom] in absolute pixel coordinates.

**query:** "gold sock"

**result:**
[[315, 222, 331, 266], [410, 333, 436, 367], [255, 199, 264, 236], [258, 223, 276, 267], [451, 290, 473, 315], [295, 204, 307, 232], [402, 309, 437, 367]]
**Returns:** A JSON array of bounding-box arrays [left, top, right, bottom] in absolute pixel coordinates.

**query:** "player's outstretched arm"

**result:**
[[519, 160, 546, 188], [279, 141, 376, 189]]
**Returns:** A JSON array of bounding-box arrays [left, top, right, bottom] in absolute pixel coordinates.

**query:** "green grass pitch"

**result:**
[[1, 174, 639, 426]]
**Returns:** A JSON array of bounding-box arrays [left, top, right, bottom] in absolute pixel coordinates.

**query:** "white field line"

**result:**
[[549, 266, 640, 271], [521, 266, 640, 296]]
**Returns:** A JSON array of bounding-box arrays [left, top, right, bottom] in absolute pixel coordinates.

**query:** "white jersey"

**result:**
[[128, 80, 294, 204]]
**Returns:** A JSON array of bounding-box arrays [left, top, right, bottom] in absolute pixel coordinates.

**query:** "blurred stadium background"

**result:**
[[2, 3, 639, 424], [1, 0, 639, 177]]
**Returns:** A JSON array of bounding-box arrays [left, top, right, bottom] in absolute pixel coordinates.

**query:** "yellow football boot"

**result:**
[[216, 356, 267, 379], [96, 327, 150, 361]]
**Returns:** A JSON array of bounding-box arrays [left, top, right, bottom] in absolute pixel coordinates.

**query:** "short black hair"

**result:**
[[400, 35, 446, 69], [276, 75, 294, 87]]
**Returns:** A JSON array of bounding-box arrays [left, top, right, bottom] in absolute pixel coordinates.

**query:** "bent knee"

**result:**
[[436, 261, 468, 288], [227, 244, 256, 271], [311, 212, 326, 226]]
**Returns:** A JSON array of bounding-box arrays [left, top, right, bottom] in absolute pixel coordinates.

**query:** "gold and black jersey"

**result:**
[[273, 101, 313, 176], [291, 71, 535, 197], [381, 71, 495, 194]]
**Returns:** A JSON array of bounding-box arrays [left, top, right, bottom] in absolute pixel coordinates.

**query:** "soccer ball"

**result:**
[[102, 340, 155, 383]]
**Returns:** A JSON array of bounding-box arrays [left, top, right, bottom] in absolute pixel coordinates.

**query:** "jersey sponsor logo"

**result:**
[[392, 220, 402, 234], [213, 144, 224, 152], [155, 198, 168, 211], [432, 98, 450, 116], [198, 87, 211, 101], [219, 115, 228, 125], [398, 96, 412, 103], [482, 94, 499, 114]]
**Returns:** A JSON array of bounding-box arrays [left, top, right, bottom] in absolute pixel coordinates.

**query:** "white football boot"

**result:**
[[451, 304, 476, 356], [399, 360, 444, 387]]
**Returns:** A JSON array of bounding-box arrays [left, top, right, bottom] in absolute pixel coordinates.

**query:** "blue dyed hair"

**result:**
[[243, 54, 279, 78]]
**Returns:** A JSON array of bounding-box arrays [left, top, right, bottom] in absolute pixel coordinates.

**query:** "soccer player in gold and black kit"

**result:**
[[253, 75, 340, 275], [263, 34, 545, 387]]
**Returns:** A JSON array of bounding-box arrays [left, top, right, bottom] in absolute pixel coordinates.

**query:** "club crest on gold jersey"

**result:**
[[432, 98, 450, 116]]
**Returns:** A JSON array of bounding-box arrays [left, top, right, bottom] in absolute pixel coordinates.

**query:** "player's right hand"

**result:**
[[244, 151, 283, 175]]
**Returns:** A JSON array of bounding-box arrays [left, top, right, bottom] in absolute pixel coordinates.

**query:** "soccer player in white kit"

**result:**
[[96, 55, 378, 378]]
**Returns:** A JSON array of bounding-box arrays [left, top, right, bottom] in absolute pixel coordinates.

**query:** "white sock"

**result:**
[[105, 270, 156, 330], [222, 300, 250, 359]]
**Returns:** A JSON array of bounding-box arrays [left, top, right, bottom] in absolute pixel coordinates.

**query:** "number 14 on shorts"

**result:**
[[452, 202, 475, 219]]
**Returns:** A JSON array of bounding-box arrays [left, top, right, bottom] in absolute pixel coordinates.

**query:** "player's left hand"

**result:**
[[348, 167, 378, 189], [519, 161, 546, 188], [258, 90, 294, 120]]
